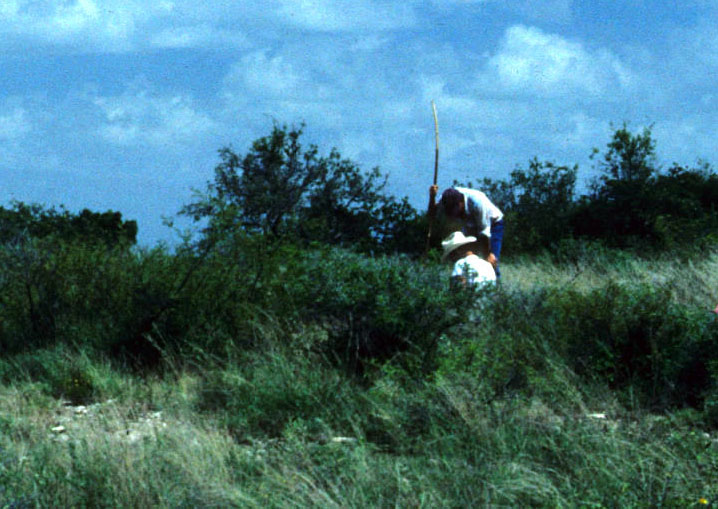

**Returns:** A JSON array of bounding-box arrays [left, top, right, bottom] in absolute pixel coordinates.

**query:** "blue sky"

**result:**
[[2, 1, 718, 245]]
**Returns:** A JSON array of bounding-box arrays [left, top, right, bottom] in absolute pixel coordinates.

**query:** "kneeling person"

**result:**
[[442, 231, 496, 289]]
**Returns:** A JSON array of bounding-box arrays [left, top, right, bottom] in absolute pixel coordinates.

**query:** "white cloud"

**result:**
[[483, 25, 634, 99], [427, 0, 573, 24], [0, 107, 32, 140], [0, 1, 20, 17], [0, 0, 419, 53], [275, 0, 417, 31], [150, 24, 248, 49], [93, 87, 217, 147], [420, 75, 538, 134], [224, 51, 305, 99], [0, 0, 174, 52], [53, 0, 100, 33]]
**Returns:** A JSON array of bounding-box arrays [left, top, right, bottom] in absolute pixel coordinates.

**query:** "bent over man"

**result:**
[[429, 185, 505, 279]]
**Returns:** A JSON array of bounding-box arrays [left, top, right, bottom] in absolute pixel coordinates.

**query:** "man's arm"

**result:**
[[428, 185, 439, 220], [476, 234, 497, 268]]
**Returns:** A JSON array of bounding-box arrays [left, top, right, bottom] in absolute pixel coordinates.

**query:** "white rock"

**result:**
[[587, 413, 607, 419], [331, 437, 357, 444]]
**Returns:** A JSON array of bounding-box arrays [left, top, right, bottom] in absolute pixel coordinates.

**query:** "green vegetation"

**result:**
[[0, 201, 137, 247], [477, 124, 718, 256], [181, 123, 424, 255], [1, 123, 717, 507]]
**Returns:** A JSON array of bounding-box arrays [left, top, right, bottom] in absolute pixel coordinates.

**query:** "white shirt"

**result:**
[[454, 187, 503, 238], [451, 254, 497, 288]]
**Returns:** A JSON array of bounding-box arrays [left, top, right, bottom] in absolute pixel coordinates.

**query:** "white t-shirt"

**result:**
[[451, 254, 497, 288], [454, 187, 503, 238]]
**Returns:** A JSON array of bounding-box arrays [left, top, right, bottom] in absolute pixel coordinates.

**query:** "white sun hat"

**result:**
[[441, 231, 477, 261]]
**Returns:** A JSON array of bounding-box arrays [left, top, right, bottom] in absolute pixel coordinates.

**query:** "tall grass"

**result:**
[[2, 350, 715, 507], [1, 242, 717, 507], [506, 244, 718, 310]]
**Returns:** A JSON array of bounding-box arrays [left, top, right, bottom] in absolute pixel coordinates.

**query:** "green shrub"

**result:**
[[479, 281, 718, 410], [169, 242, 477, 375], [260, 245, 477, 374], [429, 280, 718, 412], [556, 283, 716, 408], [0, 237, 172, 356]]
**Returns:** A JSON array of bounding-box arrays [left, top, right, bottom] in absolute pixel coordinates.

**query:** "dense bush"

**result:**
[[0, 236, 186, 363], [471, 282, 718, 411], [0, 231, 475, 376], [168, 240, 479, 375], [259, 245, 475, 373], [2, 225, 716, 415], [550, 283, 717, 409], [0, 201, 137, 246], [476, 158, 577, 255], [473, 126, 718, 256]]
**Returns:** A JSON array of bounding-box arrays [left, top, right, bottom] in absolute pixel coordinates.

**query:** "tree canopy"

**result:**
[[473, 124, 718, 255], [475, 159, 577, 254], [183, 123, 423, 254], [0, 201, 137, 247]]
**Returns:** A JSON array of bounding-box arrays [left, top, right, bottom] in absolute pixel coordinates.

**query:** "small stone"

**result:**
[[331, 437, 357, 444], [587, 413, 607, 419]]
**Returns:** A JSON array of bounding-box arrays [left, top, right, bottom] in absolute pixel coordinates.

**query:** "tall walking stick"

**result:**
[[426, 100, 439, 254]]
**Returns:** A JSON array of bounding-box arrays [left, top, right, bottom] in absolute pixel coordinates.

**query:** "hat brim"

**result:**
[[441, 238, 478, 261]]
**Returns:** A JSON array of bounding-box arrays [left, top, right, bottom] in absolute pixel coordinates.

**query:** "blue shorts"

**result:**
[[490, 219, 504, 279]]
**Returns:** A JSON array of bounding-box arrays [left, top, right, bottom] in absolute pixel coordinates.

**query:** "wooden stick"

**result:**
[[432, 100, 439, 186], [426, 101, 439, 254]]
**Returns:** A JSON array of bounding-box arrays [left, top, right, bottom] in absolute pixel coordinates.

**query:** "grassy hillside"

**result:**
[[1, 242, 717, 507]]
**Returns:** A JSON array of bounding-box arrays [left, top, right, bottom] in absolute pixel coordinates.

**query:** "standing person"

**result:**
[[429, 185, 505, 279]]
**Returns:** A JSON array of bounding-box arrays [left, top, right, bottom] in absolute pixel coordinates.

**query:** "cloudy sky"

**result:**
[[2, 1, 717, 245]]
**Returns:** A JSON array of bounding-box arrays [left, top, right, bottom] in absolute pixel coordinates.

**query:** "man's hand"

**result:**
[[428, 185, 439, 216], [487, 253, 497, 268]]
